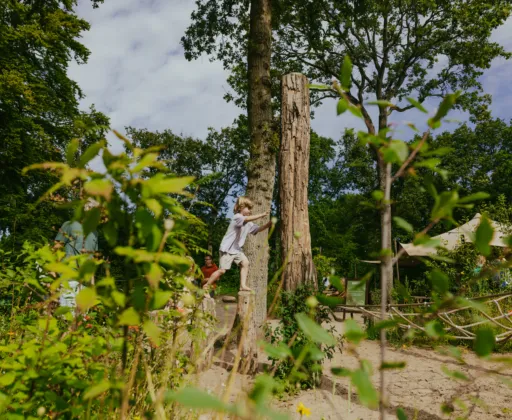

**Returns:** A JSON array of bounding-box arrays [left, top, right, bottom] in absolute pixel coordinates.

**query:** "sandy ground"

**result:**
[[196, 298, 512, 420]]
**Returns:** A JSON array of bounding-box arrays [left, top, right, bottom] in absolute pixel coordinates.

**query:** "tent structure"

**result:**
[[400, 213, 511, 257]]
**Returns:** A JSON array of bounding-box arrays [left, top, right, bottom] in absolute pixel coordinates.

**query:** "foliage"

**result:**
[[0, 134, 223, 418], [125, 116, 249, 253], [264, 284, 340, 391], [183, 0, 511, 122], [0, 0, 109, 251]]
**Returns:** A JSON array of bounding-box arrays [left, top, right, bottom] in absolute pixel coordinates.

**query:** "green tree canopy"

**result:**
[[0, 0, 108, 249]]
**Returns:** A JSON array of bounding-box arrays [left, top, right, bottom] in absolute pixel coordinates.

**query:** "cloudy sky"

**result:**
[[70, 0, 512, 157]]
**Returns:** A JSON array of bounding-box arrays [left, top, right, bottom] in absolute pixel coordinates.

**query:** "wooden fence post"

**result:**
[[280, 73, 317, 291]]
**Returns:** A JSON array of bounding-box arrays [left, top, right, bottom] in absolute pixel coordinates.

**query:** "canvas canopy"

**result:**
[[400, 213, 510, 257]]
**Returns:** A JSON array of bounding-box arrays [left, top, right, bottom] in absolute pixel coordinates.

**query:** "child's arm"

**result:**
[[244, 211, 269, 222], [256, 221, 272, 233]]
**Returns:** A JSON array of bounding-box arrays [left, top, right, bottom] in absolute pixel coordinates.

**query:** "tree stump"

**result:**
[[195, 297, 217, 372], [280, 73, 317, 291], [229, 291, 258, 375]]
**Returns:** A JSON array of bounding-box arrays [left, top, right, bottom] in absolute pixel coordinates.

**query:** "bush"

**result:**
[[264, 284, 341, 392]]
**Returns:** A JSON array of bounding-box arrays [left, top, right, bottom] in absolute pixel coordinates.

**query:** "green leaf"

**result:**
[[422, 147, 454, 157], [118, 308, 140, 326], [406, 97, 428, 113], [430, 91, 461, 124], [295, 313, 336, 346], [458, 192, 490, 204], [165, 387, 237, 414], [308, 83, 331, 91], [145, 174, 194, 195], [54, 306, 72, 316], [383, 140, 409, 164], [393, 217, 413, 233], [351, 369, 378, 409], [441, 366, 469, 381], [316, 294, 343, 307], [259, 341, 292, 360], [145, 263, 163, 288], [308, 344, 325, 361], [381, 362, 406, 370], [340, 55, 352, 90], [83, 380, 111, 400], [327, 276, 345, 293], [0, 372, 16, 387], [79, 141, 105, 168], [431, 190, 459, 221], [143, 320, 161, 345], [145, 198, 163, 218], [367, 319, 400, 336], [348, 105, 363, 119], [475, 216, 494, 256], [153, 290, 172, 309], [474, 328, 495, 357], [414, 158, 441, 170], [76, 287, 97, 311], [336, 98, 348, 115], [397, 407, 408, 420], [343, 319, 366, 345], [372, 190, 384, 201], [84, 179, 113, 201], [132, 152, 159, 173], [366, 100, 394, 108], [66, 139, 80, 166], [103, 222, 118, 247], [331, 367, 352, 377], [428, 270, 449, 295], [111, 290, 126, 307], [425, 320, 444, 339], [83, 207, 101, 236]]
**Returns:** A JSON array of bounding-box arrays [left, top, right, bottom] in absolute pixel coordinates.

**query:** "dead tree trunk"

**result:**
[[244, 0, 274, 329], [279, 73, 317, 291]]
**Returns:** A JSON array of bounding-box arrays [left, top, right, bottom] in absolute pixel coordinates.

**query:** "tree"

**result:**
[[183, 0, 511, 294], [243, 0, 274, 328], [0, 0, 108, 249]]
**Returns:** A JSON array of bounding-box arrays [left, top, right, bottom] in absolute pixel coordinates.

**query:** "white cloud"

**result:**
[[70, 0, 240, 159], [71, 0, 512, 160]]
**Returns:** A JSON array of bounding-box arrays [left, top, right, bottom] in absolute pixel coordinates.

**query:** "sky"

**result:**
[[69, 0, 512, 160]]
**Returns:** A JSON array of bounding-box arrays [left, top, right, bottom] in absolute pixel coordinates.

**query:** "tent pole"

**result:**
[[394, 239, 400, 284]]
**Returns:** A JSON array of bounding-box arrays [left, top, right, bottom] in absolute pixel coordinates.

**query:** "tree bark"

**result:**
[[279, 73, 317, 291], [234, 291, 258, 374], [376, 108, 393, 299], [244, 0, 274, 329]]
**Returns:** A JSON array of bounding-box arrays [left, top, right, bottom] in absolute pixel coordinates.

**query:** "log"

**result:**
[[280, 73, 317, 291]]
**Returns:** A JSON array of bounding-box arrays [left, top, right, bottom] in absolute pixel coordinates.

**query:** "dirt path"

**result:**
[[197, 298, 512, 419]]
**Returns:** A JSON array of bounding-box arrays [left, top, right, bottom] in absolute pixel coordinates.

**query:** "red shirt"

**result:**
[[201, 264, 218, 288]]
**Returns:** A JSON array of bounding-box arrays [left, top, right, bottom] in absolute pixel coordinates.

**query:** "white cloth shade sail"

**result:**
[[400, 213, 510, 257]]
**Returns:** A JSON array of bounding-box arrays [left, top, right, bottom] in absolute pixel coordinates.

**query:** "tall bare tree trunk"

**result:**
[[377, 108, 393, 299], [279, 73, 317, 291], [244, 0, 274, 329], [379, 161, 392, 419]]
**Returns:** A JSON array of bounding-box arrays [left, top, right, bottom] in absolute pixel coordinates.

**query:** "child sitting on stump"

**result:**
[[203, 197, 271, 293]]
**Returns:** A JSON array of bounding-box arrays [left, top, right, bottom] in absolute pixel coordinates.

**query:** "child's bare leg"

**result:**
[[239, 259, 251, 291], [203, 269, 225, 289]]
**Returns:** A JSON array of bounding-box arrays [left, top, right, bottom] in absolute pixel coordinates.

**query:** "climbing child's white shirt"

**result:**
[[219, 213, 259, 254]]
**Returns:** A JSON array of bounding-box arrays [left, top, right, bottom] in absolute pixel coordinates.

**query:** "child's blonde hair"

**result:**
[[234, 196, 253, 213]]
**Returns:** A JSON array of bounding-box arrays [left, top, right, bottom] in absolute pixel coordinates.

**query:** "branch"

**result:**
[[391, 129, 430, 183]]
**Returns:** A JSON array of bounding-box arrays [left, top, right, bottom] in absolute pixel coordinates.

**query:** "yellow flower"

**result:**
[[296, 402, 311, 417]]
